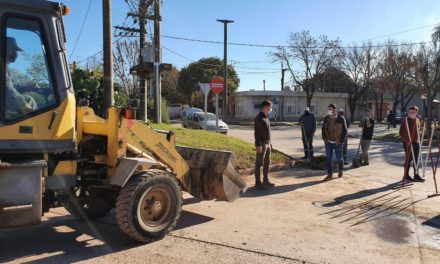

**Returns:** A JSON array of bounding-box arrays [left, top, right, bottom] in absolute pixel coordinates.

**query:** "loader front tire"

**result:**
[[115, 170, 182, 243]]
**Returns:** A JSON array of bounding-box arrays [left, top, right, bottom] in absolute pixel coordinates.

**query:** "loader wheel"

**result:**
[[115, 170, 182, 243], [62, 187, 113, 220]]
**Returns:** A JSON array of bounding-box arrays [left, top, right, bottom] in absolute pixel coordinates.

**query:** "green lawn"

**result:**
[[152, 123, 292, 170]]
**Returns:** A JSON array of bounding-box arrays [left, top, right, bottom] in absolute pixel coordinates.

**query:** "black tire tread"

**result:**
[[115, 169, 182, 243]]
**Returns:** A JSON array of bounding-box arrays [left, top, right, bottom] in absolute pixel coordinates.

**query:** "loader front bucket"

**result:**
[[176, 146, 248, 202]]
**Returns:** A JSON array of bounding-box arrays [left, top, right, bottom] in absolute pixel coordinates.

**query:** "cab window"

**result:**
[[3, 16, 57, 122]]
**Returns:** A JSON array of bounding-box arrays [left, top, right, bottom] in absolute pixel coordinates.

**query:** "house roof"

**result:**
[[233, 90, 348, 98]]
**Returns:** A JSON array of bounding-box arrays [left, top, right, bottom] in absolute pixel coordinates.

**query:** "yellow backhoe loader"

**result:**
[[0, 0, 247, 242]]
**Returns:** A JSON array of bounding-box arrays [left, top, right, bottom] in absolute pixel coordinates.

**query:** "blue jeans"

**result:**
[[325, 142, 344, 175]]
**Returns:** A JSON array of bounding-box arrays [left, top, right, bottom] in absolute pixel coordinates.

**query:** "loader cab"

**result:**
[[0, 0, 76, 156]]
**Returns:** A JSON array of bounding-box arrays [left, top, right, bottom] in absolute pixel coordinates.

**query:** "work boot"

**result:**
[[255, 181, 267, 190], [324, 174, 333, 181], [404, 175, 414, 182], [338, 171, 343, 178], [414, 174, 426, 182], [263, 179, 275, 187], [361, 162, 369, 166]]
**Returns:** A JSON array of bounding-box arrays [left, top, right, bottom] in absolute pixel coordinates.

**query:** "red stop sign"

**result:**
[[210, 76, 224, 94]]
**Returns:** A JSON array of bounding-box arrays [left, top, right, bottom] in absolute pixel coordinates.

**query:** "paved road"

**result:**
[[1, 125, 440, 263]]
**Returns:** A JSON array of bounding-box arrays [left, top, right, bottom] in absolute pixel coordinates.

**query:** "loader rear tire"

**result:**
[[115, 170, 182, 243]]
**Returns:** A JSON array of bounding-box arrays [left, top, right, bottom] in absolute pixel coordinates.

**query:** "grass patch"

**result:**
[[375, 132, 401, 140], [152, 123, 291, 170]]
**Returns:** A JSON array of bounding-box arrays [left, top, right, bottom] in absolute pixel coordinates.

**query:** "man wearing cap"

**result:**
[[299, 106, 316, 159], [5, 37, 37, 120], [338, 108, 350, 165], [359, 109, 375, 166]]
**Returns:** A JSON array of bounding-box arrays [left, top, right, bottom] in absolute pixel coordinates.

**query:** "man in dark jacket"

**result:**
[[299, 107, 316, 159], [359, 109, 375, 166], [338, 108, 350, 165], [254, 100, 275, 189], [322, 104, 348, 180]]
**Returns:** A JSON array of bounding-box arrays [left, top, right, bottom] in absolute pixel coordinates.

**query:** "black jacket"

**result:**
[[254, 112, 271, 147], [299, 112, 316, 134]]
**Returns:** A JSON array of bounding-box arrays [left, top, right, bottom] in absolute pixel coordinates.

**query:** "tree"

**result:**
[[162, 67, 185, 103], [177, 57, 239, 107], [414, 43, 440, 130], [272, 30, 341, 106], [114, 39, 140, 101], [71, 67, 126, 117], [339, 42, 379, 122], [377, 42, 418, 116], [310, 67, 354, 93]]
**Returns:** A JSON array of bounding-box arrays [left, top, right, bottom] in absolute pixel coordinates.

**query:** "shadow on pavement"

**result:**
[[322, 181, 402, 207], [241, 179, 325, 198], [0, 209, 214, 264], [422, 214, 440, 229]]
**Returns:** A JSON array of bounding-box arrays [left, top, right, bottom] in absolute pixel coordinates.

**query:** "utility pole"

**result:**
[[263, 80, 266, 91], [281, 62, 287, 91], [217, 19, 234, 119], [153, 0, 161, 123], [138, 0, 148, 122], [103, 0, 114, 112]]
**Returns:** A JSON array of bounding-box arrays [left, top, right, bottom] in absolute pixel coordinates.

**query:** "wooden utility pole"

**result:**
[[153, 0, 162, 123], [103, 0, 114, 112], [138, 0, 148, 122]]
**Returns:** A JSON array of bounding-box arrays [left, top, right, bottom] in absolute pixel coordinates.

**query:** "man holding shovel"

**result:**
[[399, 106, 425, 182], [299, 107, 316, 160], [359, 109, 375, 166], [338, 109, 350, 165]]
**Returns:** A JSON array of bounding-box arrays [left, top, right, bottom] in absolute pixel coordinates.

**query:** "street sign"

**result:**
[[198, 82, 211, 96], [210, 76, 224, 94], [198, 82, 210, 130]]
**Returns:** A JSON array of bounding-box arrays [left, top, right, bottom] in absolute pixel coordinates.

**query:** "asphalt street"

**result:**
[[1, 124, 440, 264]]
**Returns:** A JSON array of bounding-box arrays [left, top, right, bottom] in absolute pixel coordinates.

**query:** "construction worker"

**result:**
[[254, 100, 275, 189], [359, 109, 375, 166], [299, 106, 316, 159], [338, 108, 350, 165], [5, 37, 37, 120], [399, 106, 425, 182], [322, 104, 348, 181]]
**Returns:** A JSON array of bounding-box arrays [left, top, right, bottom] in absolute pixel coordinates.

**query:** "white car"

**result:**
[[185, 112, 229, 134], [181, 108, 203, 127]]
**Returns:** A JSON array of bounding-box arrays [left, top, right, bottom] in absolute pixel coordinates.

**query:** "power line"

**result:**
[[354, 23, 439, 43], [69, 0, 93, 62]]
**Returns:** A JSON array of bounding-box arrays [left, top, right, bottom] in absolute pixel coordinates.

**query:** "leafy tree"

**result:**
[[177, 57, 239, 107], [71, 67, 127, 117], [310, 67, 354, 93], [162, 66, 185, 104]]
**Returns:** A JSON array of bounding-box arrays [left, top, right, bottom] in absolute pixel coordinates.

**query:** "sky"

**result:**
[[62, 0, 440, 92]]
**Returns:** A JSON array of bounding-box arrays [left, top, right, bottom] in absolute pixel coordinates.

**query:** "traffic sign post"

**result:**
[[198, 82, 210, 130], [210, 76, 224, 131]]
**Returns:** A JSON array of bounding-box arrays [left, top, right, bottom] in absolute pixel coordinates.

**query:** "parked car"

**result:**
[[186, 112, 229, 134], [395, 112, 407, 124], [181, 107, 203, 127]]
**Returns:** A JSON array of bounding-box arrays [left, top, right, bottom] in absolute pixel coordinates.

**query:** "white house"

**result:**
[[230, 90, 349, 121]]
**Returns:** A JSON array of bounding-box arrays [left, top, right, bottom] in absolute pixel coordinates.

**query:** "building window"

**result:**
[[286, 105, 296, 114], [236, 105, 242, 114], [310, 104, 317, 114]]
